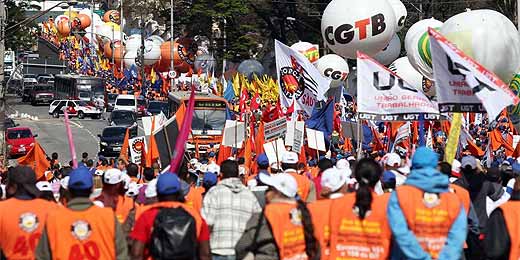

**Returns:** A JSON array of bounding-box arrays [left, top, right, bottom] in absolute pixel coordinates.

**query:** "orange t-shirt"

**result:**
[[116, 195, 135, 224], [0, 198, 58, 259], [46, 205, 116, 260], [185, 186, 205, 213]]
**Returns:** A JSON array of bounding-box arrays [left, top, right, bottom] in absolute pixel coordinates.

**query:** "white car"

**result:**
[[49, 100, 102, 119], [114, 94, 137, 112]]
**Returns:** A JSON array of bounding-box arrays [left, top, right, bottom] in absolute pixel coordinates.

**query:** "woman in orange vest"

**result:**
[[308, 167, 350, 260], [484, 176, 520, 260], [388, 147, 467, 259], [328, 158, 392, 260], [235, 173, 320, 260]]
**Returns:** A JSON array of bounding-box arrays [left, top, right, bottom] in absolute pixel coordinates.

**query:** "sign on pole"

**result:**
[[129, 136, 146, 164], [264, 117, 287, 142], [306, 128, 326, 152], [222, 120, 245, 148], [285, 121, 305, 151], [263, 138, 286, 165]]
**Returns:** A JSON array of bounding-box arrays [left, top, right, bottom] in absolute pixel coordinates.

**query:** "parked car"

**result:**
[[137, 96, 147, 117], [114, 94, 137, 112], [106, 93, 118, 112], [30, 84, 54, 105], [49, 100, 102, 119], [6, 127, 37, 158], [98, 126, 136, 157], [147, 101, 169, 116], [108, 110, 138, 136]]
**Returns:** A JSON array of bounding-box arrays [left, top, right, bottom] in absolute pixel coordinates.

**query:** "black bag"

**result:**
[[149, 207, 197, 260]]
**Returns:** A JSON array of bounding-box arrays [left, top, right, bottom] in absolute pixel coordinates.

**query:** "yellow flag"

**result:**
[[151, 67, 157, 84], [444, 113, 462, 164], [232, 73, 240, 97]]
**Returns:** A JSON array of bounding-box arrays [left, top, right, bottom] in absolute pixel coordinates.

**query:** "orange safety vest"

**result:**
[[308, 199, 332, 260], [46, 205, 116, 260], [396, 185, 461, 259], [287, 172, 311, 202], [329, 193, 391, 260], [116, 195, 135, 224], [264, 202, 308, 260], [185, 186, 205, 213], [499, 201, 520, 260], [0, 198, 58, 260]]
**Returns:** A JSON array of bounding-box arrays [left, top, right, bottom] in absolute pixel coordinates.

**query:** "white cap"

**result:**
[[94, 169, 104, 176], [259, 173, 298, 198], [103, 168, 124, 184], [385, 153, 401, 167], [451, 159, 461, 174], [145, 179, 157, 198], [207, 163, 220, 174], [36, 181, 53, 192], [60, 176, 70, 190], [123, 174, 132, 189], [461, 156, 477, 170], [282, 151, 299, 164], [336, 159, 350, 170], [125, 182, 139, 197], [189, 158, 198, 165], [321, 168, 346, 192]]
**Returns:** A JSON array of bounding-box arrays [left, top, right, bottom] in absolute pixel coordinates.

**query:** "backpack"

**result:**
[[149, 207, 197, 260]]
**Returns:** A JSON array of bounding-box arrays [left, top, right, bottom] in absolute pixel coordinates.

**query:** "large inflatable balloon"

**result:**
[[290, 42, 320, 63], [103, 10, 121, 24], [124, 49, 139, 68], [56, 18, 71, 36], [374, 34, 401, 65], [404, 18, 443, 79], [315, 54, 349, 88], [388, 0, 407, 31], [142, 38, 161, 66], [125, 34, 142, 51], [160, 38, 197, 73], [73, 14, 91, 30], [113, 46, 125, 65], [237, 59, 265, 80], [321, 0, 397, 58], [54, 15, 69, 28], [104, 41, 122, 59], [389, 57, 435, 97], [194, 54, 216, 73], [440, 9, 520, 84]]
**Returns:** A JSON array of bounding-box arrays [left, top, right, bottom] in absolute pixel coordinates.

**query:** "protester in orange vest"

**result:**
[[130, 173, 211, 260], [328, 158, 391, 260], [93, 168, 134, 223], [281, 151, 316, 202], [484, 176, 520, 259], [388, 147, 467, 259], [35, 167, 128, 259], [0, 166, 58, 259], [235, 173, 320, 260], [308, 167, 350, 260]]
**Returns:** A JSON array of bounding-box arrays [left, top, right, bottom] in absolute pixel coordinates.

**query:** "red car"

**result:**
[[6, 127, 37, 158]]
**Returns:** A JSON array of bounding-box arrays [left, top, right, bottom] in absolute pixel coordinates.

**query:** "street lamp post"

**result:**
[[170, 0, 174, 92]]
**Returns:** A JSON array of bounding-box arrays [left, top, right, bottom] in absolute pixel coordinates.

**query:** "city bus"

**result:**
[[167, 91, 229, 156], [54, 74, 104, 100]]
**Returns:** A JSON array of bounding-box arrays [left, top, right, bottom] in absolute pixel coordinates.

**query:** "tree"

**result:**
[[5, 0, 38, 52]]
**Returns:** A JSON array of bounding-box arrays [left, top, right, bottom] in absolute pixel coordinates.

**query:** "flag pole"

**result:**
[[63, 110, 78, 169], [356, 117, 362, 159]]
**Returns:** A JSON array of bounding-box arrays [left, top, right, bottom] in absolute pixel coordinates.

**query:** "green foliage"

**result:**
[[5, 0, 37, 52]]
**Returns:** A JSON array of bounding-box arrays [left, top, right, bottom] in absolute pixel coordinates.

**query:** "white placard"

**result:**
[[263, 138, 287, 164], [306, 128, 326, 152], [285, 121, 305, 147], [142, 112, 168, 136], [129, 136, 146, 164], [222, 120, 245, 148], [264, 117, 288, 142]]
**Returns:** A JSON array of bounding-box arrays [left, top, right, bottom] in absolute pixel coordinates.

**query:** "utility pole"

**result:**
[[170, 0, 174, 92], [0, 0, 6, 164], [517, 0, 520, 30]]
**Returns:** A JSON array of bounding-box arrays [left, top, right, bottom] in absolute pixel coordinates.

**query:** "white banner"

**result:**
[[306, 128, 326, 152], [129, 136, 146, 164], [357, 52, 440, 121], [222, 120, 245, 148], [263, 138, 287, 164], [285, 121, 305, 147], [142, 112, 168, 136], [264, 117, 288, 142], [429, 28, 520, 120], [275, 40, 331, 118]]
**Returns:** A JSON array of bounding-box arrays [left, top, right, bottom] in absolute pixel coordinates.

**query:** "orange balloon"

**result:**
[[57, 20, 70, 36], [103, 10, 120, 24], [160, 38, 196, 73], [104, 41, 122, 59], [113, 46, 125, 65], [76, 14, 91, 29]]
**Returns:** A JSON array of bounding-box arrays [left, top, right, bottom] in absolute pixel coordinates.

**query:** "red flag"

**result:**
[[262, 104, 279, 123], [170, 86, 196, 172], [217, 145, 232, 165], [250, 93, 261, 111], [255, 122, 265, 155], [18, 141, 50, 180], [466, 139, 485, 157], [239, 88, 248, 113], [146, 116, 160, 167]]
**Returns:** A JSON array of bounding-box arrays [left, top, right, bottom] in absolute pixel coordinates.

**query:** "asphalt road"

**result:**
[[6, 96, 144, 163]]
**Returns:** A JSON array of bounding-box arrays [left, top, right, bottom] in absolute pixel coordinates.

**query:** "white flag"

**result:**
[[393, 122, 411, 151], [429, 28, 520, 120], [426, 127, 433, 149], [357, 51, 440, 121], [275, 40, 330, 118]]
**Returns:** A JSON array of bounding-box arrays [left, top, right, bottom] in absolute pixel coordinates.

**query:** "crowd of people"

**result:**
[[1, 144, 520, 260]]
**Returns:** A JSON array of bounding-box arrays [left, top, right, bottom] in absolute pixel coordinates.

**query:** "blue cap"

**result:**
[[256, 153, 269, 167], [412, 147, 439, 169], [157, 173, 181, 195], [382, 170, 396, 183], [203, 172, 218, 186], [208, 151, 216, 158], [68, 167, 93, 190]]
